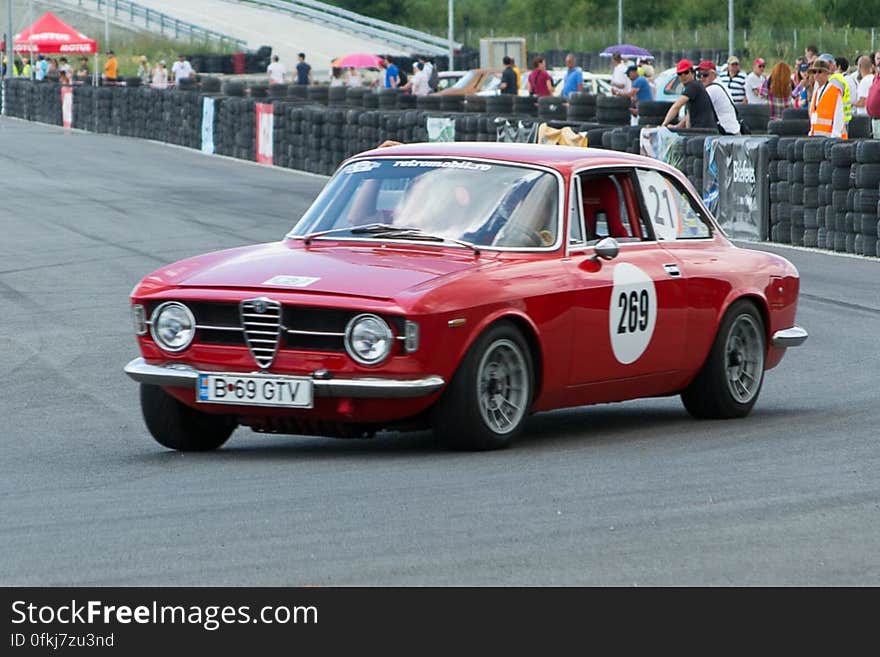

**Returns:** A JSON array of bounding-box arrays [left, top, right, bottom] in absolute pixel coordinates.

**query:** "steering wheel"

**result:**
[[500, 222, 552, 247]]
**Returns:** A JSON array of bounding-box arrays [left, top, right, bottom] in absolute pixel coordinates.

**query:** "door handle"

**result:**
[[663, 263, 681, 277]]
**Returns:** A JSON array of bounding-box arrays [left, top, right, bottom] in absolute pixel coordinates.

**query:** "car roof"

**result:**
[[354, 142, 675, 175]]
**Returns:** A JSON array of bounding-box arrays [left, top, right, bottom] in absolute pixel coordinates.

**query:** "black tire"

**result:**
[[768, 119, 810, 136], [856, 139, 880, 164], [830, 142, 856, 167], [432, 322, 534, 450], [781, 108, 809, 120], [140, 384, 236, 451], [681, 300, 766, 419], [855, 163, 880, 189]]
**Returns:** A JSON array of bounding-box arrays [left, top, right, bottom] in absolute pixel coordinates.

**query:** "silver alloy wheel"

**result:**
[[477, 338, 529, 435], [725, 314, 764, 404]]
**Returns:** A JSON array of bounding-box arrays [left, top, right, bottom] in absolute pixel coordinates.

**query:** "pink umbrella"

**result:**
[[332, 53, 383, 69]]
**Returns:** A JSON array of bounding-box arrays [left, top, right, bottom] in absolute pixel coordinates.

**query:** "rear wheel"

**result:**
[[140, 384, 236, 451], [433, 322, 533, 450], [681, 300, 766, 419]]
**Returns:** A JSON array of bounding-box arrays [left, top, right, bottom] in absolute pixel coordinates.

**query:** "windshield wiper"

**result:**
[[362, 227, 482, 256], [299, 223, 396, 245], [300, 223, 480, 255]]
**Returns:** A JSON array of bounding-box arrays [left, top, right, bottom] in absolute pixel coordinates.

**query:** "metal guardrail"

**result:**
[[54, 0, 247, 49], [240, 0, 460, 55]]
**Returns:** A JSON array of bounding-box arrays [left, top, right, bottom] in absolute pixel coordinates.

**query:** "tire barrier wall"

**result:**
[[4, 79, 878, 257]]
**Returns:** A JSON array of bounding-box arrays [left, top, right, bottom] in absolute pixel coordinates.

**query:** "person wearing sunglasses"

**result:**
[[660, 59, 717, 130], [808, 59, 847, 139], [744, 58, 768, 105], [698, 60, 741, 134]]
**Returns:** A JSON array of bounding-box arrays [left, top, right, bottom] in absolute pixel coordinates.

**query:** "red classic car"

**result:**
[[125, 142, 807, 451]]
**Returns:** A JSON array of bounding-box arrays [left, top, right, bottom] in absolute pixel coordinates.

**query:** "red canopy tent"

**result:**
[[2, 12, 98, 54]]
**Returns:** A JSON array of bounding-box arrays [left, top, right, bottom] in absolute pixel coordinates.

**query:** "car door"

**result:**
[[564, 168, 689, 391], [632, 166, 724, 373]]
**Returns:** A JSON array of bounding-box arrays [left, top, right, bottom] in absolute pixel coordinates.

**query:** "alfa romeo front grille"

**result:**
[[240, 298, 282, 369]]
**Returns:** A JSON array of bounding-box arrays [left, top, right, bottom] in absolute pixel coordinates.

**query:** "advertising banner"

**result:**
[[201, 96, 215, 155], [255, 102, 274, 165], [702, 136, 770, 240], [60, 85, 73, 129]]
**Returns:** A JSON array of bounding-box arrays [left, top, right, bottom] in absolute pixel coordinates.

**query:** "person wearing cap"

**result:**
[[660, 59, 717, 131], [172, 54, 194, 86], [103, 51, 118, 83], [621, 64, 653, 123], [808, 59, 847, 139], [698, 61, 741, 135], [744, 58, 767, 105], [720, 56, 747, 103]]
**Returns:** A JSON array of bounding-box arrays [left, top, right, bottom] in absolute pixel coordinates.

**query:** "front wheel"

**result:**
[[433, 322, 534, 450], [140, 384, 237, 451], [681, 300, 766, 419]]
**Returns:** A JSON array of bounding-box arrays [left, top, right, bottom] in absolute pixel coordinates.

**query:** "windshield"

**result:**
[[290, 158, 560, 249], [481, 73, 501, 92], [451, 70, 478, 89]]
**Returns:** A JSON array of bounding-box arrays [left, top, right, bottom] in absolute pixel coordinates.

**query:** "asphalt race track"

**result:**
[[2, 118, 878, 586]]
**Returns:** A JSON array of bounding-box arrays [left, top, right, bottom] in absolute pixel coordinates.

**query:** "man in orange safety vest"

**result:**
[[808, 59, 847, 139]]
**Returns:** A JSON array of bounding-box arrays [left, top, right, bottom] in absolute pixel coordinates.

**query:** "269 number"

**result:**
[[617, 290, 650, 334]]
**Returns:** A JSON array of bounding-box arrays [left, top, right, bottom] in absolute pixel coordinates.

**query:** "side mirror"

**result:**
[[592, 237, 619, 262]]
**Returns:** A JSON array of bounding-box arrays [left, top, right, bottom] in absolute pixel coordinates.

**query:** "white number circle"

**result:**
[[609, 263, 657, 364]]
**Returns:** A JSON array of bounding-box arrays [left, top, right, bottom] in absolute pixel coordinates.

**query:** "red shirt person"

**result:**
[[528, 56, 554, 97]]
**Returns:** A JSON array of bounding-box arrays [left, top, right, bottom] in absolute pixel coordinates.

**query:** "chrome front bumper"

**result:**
[[771, 326, 808, 348], [124, 357, 445, 399]]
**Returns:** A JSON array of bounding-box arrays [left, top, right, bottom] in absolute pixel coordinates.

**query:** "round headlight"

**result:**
[[150, 302, 196, 353], [345, 314, 393, 366]]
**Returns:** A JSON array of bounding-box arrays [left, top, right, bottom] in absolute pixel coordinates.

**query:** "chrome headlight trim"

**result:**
[[149, 301, 196, 353], [344, 313, 394, 366]]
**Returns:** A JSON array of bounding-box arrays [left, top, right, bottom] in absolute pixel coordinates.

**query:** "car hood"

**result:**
[[169, 241, 495, 299]]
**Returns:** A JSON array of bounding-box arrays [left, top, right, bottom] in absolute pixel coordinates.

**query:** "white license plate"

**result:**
[[197, 373, 313, 408]]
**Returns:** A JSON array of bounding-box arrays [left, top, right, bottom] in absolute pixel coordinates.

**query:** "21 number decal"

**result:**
[[616, 290, 650, 334]]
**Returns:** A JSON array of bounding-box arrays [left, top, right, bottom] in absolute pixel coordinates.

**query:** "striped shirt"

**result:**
[[719, 71, 746, 103]]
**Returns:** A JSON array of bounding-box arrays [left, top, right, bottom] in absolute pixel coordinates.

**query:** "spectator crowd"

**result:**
[[4, 43, 880, 139], [656, 46, 880, 139]]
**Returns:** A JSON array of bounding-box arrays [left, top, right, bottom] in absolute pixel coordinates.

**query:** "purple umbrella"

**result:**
[[600, 44, 653, 59]]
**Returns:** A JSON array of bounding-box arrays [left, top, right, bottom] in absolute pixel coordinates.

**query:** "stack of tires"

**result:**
[[852, 141, 880, 256], [485, 94, 513, 116], [637, 100, 672, 127], [767, 108, 810, 137], [814, 138, 837, 248], [214, 96, 256, 161], [566, 93, 596, 122], [768, 137, 795, 243], [537, 96, 566, 121], [786, 138, 809, 246], [799, 138, 824, 247], [684, 135, 707, 192], [463, 94, 486, 113], [595, 95, 631, 125], [829, 141, 856, 252], [737, 104, 770, 134]]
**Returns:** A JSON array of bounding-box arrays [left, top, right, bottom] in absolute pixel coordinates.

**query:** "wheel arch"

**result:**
[[722, 293, 771, 347], [461, 309, 545, 403]]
